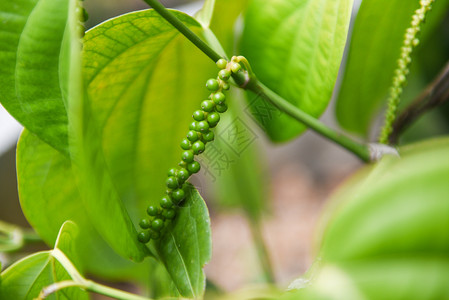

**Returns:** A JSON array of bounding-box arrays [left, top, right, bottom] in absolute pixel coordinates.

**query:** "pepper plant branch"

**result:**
[[389, 60, 449, 144], [142, 0, 371, 162]]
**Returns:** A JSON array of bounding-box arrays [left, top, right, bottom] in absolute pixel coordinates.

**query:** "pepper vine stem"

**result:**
[[143, 0, 371, 162]]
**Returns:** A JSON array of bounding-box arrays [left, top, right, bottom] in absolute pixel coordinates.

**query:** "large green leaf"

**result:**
[[336, 0, 449, 136], [0, 222, 88, 300], [17, 129, 150, 280], [75, 9, 216, 260], [240, 0, 354, 142], [0, 0, 81, 154], [154, 184, 211, 299]]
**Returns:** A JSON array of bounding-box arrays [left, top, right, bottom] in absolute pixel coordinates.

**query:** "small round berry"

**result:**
[[203, 131, 215, 142], [165, 189, 173, 196], [166, 176, 179, 189], [212, 92, 226, 105], [167, 168, 178, 177], [160, 196, 173, 209], [215, 103, 228, 113], [139, 218, 151, 229], [201, 100, 215, 112], [187, 161, 201, 174], [207, 112, 220, 128], [231, 62, 241, 73], [189, 121, 197, 131], [137, 231, 151, 243], [192, 110, 205, 121], [151, 219, 164, 231], [197, 121, 210, 133], [216, 58, 227, 69], [206, 79, 219, 91], [177, 168, 190, 182], [181, 150, 194, 163], [147, 205, 159, 216], [187, 130, 199, 142], [163, 209, 176, 219], [178, 161, 187, 168], [218, 69, 231, 81], [192, 141, 205, 154], [172, 188, 186, 203], [222, 82, 230, 90], [150, 231, 160, 240], [180, 138, 191, 150]]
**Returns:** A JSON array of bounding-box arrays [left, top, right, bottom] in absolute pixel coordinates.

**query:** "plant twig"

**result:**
[[389, 61, 449, 144], [248, 220, 275, 283], [142, 0, 371, 162]]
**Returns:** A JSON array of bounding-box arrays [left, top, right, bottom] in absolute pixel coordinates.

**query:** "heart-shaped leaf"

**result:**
[[240, 0, 354, 142]]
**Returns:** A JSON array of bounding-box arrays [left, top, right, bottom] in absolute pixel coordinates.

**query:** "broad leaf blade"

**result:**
[[77, 9, 216, 264], [155, 184, 212, 299], [0, 0, 77, 154], [0, 222, 88, 300], [17, 129, 151, 280], [336, 0, 449, 136], [240, 0, 354, 142]]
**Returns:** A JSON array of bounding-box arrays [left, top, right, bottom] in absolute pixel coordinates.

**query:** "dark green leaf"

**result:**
[[0, 222, 88, 300], [0, 0, 81, 154], [336, 0, 449, 136], [240, 0, 354, 142], [17, 129, 151, 280], [155, 184, 211, 299]]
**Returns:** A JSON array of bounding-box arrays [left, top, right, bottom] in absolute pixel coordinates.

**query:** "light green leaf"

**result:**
[[0, 222, 88, 300], [336, 0, 449, 136], [75, 9, 216, 264], [17, 129, 151, 280], [240, 0, 353, 142], [0, 0, 81, 154], [196, 0, 249, 56], [154, 184, 211, 299]]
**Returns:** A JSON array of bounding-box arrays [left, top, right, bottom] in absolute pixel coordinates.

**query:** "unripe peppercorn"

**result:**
[[207, 112, 220, 128], [206, 79, 219, 91], [177, 168, 190, 182], [215, 103, 228, 113], [139, 218, 151, 229], [231, 62, 241, 73], [187, 130, 199, 142], [218, 69, 231, 81], [160, 196, 173, 209], [167, 168, 177, 177], [172, 188, 185, 203], [201, 100, 215, 112], [180, 138, 191, 150], [192, 141, 205, 154], [196, 121, 210, 133], [150, 230, 160, 240], [212, 92, 226, 105], [178, 161, 187, 168], [189, 121, 197, 131], [192, 110, 205, 121], [202, 131, 215, 142], [216, 58, 227, 69], [163, 209, 176, 219], [151, 219, 164, 231], [137, 231, 151, 243], [166, 176, 179, 189], [181, 150, 194, 163], [147, 205, 159, 216], [187, 161, 201, 174], [222, 82, 230, 90]]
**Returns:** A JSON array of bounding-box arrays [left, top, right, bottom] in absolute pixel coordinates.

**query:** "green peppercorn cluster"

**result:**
[[137, 58, 241, 244]]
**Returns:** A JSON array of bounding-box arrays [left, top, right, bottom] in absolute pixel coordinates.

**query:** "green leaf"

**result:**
[[196, 0, 249, 56], [240, 0, 354, 142], [336, 0, 449, 136], [0, 222, 88, 300], [17, 129, 151, 280], [0, 0, 81, 154], [75, 9, 216, 262], [155, 184, 211, 299]]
